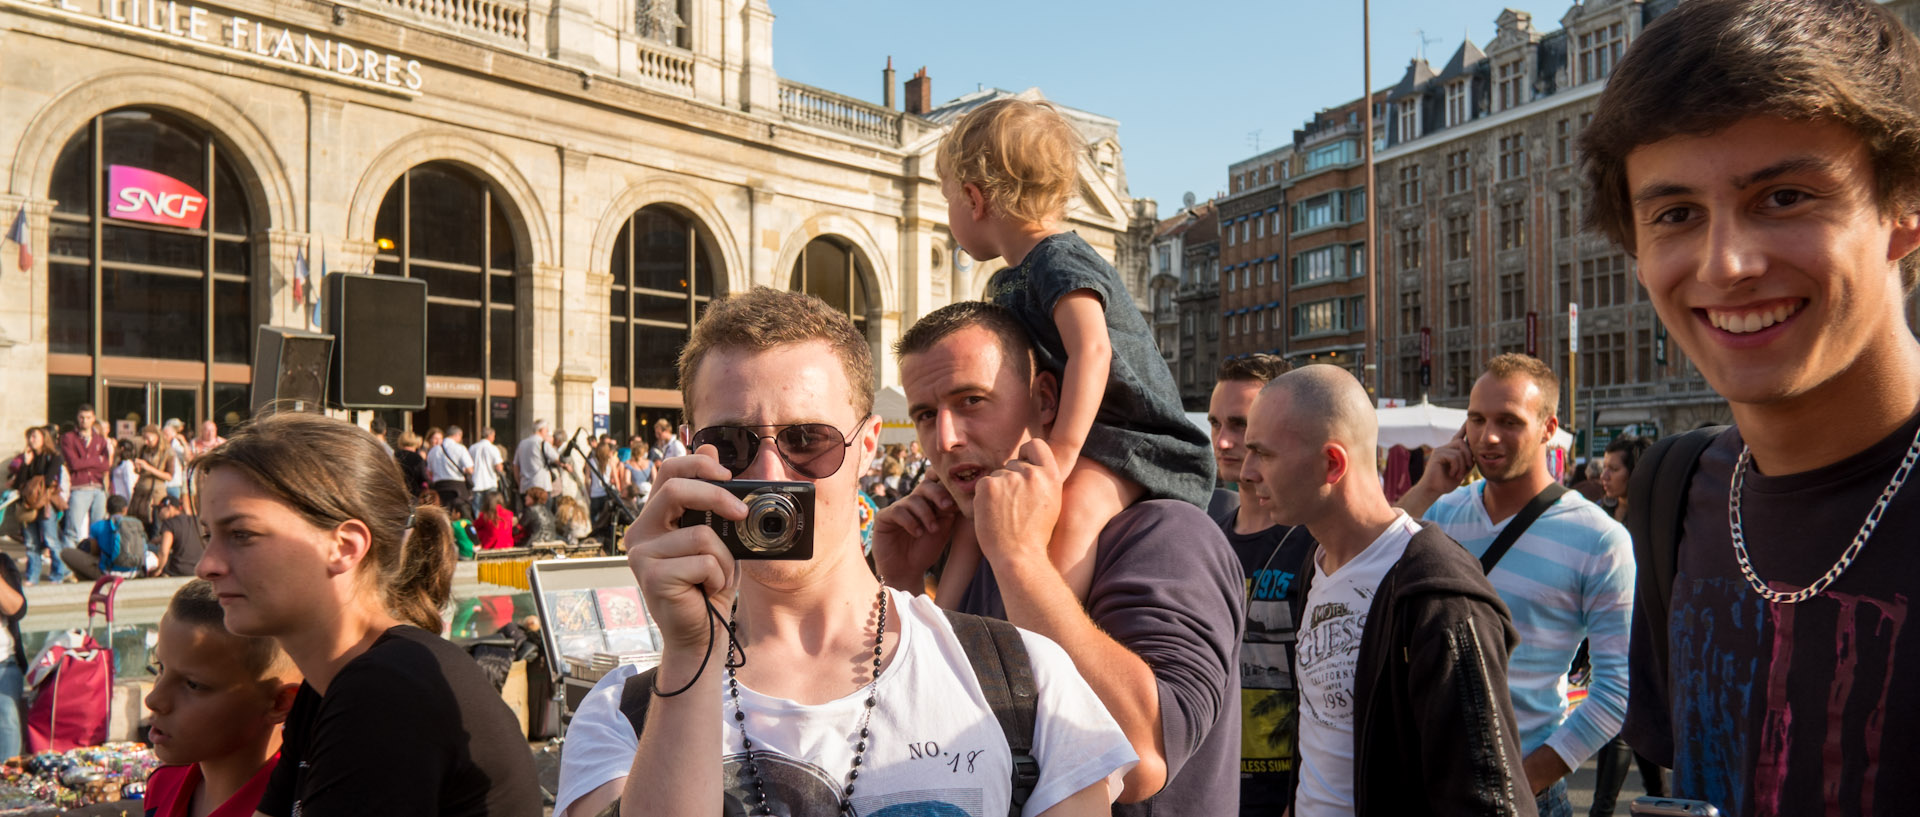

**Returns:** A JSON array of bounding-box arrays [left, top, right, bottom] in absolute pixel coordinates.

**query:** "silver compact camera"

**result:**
[[680, 480, 815, 560]]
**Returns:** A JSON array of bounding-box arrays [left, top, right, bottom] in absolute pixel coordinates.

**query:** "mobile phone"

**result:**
[[1630, 796, 1722, 816]]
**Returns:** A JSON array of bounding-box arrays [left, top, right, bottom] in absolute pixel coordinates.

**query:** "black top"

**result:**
[[258, 626, 540, 817], [153, 513, 204, 577], [1207, 489, 1317, 816], [958, 500, 1245, 817], [395, 450, 431, 497], [1630, 406, 1920, 816]]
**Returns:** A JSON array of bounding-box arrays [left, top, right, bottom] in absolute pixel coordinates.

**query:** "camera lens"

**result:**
[[739, 489, 799, 553]]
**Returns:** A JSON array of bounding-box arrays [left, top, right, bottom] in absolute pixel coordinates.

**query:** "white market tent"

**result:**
[[873, 387, 918, 445], [1376, 401, 1575, 451]]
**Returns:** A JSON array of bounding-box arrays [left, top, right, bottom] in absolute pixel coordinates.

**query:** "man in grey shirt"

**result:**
[[514, 420, 564, 505]]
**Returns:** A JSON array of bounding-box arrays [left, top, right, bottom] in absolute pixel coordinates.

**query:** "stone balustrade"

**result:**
[[778, 79, 902, 146], [374, 0, 529, 45], [635, 39, 694, 91]]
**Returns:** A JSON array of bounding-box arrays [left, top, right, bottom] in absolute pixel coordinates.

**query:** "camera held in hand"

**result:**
[[680, 480, 815, 560]]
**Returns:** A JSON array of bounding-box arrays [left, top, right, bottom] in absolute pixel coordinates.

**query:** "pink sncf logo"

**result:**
[[108, 165, 207, 230]]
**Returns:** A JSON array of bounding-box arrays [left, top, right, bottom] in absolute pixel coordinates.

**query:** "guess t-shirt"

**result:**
[[1293, 512, 1419, 817], [1649, 407, 1920, 816]]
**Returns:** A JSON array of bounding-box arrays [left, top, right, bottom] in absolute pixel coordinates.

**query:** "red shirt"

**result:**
[[144, 754, 278, 817], [474, 507, 516, 550]]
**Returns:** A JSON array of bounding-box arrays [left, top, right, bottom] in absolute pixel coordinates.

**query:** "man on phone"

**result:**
[[553, 288, 1136, 817], [1582, 1, 1920, 813]]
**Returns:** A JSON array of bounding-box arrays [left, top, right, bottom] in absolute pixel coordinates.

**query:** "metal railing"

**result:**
[[778, 80, 902, 146], [374, 0, 528, 44]]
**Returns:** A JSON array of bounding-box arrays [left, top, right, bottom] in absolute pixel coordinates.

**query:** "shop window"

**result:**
[[45, 107, 255, 420], [372, 162, 520, 382]]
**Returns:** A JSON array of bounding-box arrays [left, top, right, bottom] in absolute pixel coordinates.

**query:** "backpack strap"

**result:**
[[1623, 425, 1725, 765], [620, 612, 1043, 817], [942, 609, 1040, 817], [1479, 483, 1569, 575]]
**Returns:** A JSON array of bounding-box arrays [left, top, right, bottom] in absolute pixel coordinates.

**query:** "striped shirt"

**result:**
[[1423, 481, 1634, 769]]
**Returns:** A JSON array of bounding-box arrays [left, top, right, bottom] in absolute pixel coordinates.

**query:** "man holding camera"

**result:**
[[882, 301, 1245, 816], [554, 288, 1136, 817]]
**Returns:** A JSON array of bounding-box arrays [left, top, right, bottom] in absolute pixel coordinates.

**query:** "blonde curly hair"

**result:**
[[935, 99, 1082, 225]]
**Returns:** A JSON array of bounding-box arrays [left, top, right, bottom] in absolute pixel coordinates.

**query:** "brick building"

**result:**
[[1218, 145, 1290, 366], [1174, 205, 1221, 409], [1278, 98, 1383, 379]]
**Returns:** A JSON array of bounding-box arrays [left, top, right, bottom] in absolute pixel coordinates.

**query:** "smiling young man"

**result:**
[[1581, 1, 1920, 814], [1396, 355, 1634, 817]]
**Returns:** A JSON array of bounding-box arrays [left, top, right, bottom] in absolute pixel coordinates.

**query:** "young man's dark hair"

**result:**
[[1216, 354, 1290, 385], [1581, 0, 1920, 290], [1584, 1, 1920, 814]]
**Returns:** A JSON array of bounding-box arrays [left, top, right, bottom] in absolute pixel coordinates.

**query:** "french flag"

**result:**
[[5, 208, 29, 273]]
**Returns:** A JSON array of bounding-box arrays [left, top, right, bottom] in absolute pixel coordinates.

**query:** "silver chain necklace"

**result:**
[[1729, 424, 1920, 604]]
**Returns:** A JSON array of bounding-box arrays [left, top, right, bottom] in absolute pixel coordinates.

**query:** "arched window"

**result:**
[[608, 205, 718, 440], [45, 108, 255, 433], [790, 236, 871, 340], [372, 163, 519, 435]]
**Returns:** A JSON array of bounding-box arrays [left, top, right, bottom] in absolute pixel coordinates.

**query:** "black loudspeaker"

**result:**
[[252, 326, 334, 414], [326, 272, 427, 410]]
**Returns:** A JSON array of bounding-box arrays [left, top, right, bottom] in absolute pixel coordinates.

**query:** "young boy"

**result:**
[[1583, 0, 1920, 813], [59, 494, 157, 580], [144, 579, 300, 817], [934, 98, 1215, 603]]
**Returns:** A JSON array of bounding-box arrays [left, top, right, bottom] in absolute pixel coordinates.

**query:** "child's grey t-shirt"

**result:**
[[986, 232, 1215, 507]]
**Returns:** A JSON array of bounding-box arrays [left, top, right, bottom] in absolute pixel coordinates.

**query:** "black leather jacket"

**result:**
[[1294, 521, 1538, 817]]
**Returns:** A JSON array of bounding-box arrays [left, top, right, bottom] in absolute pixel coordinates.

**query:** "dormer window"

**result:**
[[1496, 59, 1526, 111], [1445, 81, 1468, 127]]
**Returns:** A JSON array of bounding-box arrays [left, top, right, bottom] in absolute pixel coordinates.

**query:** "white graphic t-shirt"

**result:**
[[1292, 511, 1420, 817], [555, 588, 1137, 817]]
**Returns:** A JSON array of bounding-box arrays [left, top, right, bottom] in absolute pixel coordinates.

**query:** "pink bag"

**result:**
[[25, 630, 111, 752]]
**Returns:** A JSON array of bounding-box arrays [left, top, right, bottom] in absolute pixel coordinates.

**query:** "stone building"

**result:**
[[0, 0, 1150, 442], [1372, 0, 1737, 447], [1218, 144, 1288, 366], [1176, 205, 1220, 410]]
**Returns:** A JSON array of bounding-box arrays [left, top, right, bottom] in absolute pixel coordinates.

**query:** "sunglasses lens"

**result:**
[[776, 423, 847, 479], [691, 427, 757, 475]]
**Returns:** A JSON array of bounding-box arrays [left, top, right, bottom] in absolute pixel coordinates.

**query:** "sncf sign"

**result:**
[[108, 165, 207, 229]]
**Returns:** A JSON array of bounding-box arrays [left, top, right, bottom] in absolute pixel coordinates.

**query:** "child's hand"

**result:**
[[972, 440, 1062, 568], [871, 478, 959, 585]]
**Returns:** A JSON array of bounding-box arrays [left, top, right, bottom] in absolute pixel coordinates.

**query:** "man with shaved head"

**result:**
[[1241, 365, 1535, 817]]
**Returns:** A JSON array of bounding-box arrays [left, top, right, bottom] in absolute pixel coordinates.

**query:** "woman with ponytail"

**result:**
[[192, 412, 538, 816]]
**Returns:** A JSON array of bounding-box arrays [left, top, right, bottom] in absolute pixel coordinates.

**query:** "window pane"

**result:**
[[407, 166, 484, 267], [102, 110, 206, 198], [426, 301, 483, 378], [102, 224, 205, 270], [632, 207, 692, 293], [632, 324, 686, 389], [374, 259, 404, 278], [375, 181, 403, 254], [214, 278, 250, 364], [634, 293, 690, 326], [48, 375, 94, 430], [489, 271, 515, 307], [214, 152, 250, 236], [611, 226, 631, 287], [489, 307, 516, 381], [49, 220, 90, 262], [50, 261, 92, 355], [798, 240, 852, 312], [212, 382, 250, 434], [610, 286, 628, 319], [215, 240, 249, 277], [419, 264, 483, 302], [52, 125, 92, 217], [490, 195, 517, 272], [101, 269, 204, 360], [610, 321, 629, 388]]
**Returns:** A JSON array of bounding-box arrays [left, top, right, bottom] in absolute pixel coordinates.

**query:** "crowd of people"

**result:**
[[0, 0, 1912, 815]]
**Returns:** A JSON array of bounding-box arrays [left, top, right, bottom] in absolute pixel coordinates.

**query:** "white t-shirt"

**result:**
[[469, 441, 503, 493], [1293, 511, 1421, 817], [427, 440, 473, 483], [555, 588, 1137, 817]]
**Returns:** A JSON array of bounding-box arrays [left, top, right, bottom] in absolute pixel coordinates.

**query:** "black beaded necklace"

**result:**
[[727, 582, 890, 816]]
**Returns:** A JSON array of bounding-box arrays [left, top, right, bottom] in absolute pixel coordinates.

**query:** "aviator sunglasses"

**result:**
[[690, 417, 869, 479]]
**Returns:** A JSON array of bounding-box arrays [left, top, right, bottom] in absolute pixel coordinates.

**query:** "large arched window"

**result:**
[[790, 236, 872, 340], [372, 163, 519, 436], [608, 205, 718, 440], [46, 108, 255, 433]]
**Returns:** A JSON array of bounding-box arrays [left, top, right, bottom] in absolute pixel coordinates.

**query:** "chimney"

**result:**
[[904, 67, 931, 115], [883, 56, 897, 110]]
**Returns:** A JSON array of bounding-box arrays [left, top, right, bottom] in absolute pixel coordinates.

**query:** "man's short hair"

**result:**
[[107, 494, 128, 515], [679, 287, 875, 423], [446, 425, 462, 438], [77, 403, 94, 415], [1581, 0, 1920, 291], [1217, 354, 1290, 386], [894, 301, 1035, 382], [533, 419, 549, 434], [1482, 353, 1561, 423]]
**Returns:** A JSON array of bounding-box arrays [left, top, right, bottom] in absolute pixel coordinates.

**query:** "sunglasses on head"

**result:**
[[690, 419, 867, 479]]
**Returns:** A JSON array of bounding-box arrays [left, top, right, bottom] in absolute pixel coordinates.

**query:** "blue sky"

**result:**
[[773, 0, 1541, 219]]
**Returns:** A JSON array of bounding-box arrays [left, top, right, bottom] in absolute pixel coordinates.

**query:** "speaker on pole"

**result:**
[[326, 272, 428, 410], [252, 326, 334, 415]]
